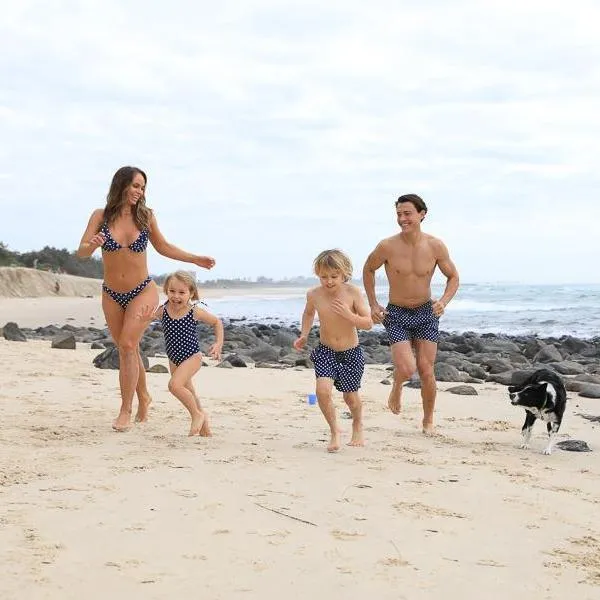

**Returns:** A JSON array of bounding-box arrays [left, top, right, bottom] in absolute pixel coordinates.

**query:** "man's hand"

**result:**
[[431, 299, 446, 317], [293, 335, 307, 351], [370, 303, 387, 324]]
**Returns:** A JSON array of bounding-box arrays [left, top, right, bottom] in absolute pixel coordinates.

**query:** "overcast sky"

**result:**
[[1, 0, 599, 283]]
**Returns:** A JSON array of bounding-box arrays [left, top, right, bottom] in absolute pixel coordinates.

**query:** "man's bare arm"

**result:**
[[362, 242, 386, 308], [435, 240, 459, 308]]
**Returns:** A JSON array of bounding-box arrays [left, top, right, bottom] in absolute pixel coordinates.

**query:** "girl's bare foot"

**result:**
[[327, 430, 341, 453], [135, 395, 152, 423], [347, 422, 364, 447], [112, 410, 132, 432], [189, 412, 206, 436]]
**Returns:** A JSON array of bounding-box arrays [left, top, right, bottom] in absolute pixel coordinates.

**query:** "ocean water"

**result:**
[[201, 283, 600, 340]]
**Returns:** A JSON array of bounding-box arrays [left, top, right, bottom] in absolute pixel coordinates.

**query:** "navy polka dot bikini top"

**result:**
[[100, 221, 149, 253]]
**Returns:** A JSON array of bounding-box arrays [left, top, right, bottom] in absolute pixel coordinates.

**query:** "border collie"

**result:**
[[508, 369, 567, 455]]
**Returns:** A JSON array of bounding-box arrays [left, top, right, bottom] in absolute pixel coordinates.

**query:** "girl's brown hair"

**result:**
[[163, 270, 200, 301], [103, 166, 153, 230]]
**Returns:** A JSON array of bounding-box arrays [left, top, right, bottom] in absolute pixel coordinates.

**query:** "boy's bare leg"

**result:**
[[185, 378, 212, 437], [388, 342, 416, 414], [343, 391, 364, 447], [316, 378, 340, 452], [414, 340, 438, 434], [135, 350, 152, 423], [168, 356, 204, 435]]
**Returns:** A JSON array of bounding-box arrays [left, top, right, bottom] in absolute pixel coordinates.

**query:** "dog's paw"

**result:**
[[519, 443, 530, 450], [542, 448, 553, 456]]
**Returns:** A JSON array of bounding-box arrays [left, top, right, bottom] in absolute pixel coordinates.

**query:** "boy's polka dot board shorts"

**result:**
[[310, 343, 365, 392], [383, 301, 440, 344]]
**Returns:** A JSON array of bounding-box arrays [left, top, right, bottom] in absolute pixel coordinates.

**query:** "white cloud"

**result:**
[[0, 0, 599, 282]]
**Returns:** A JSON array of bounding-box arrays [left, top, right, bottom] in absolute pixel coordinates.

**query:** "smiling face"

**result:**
[[124, 172, 146, 207], [396, 201, 426, 232], [317, 268, 343, 294], [166, 276, 193, 308]]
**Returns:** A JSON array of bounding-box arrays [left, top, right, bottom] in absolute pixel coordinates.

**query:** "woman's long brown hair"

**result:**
[[102, 166, 153, 230]]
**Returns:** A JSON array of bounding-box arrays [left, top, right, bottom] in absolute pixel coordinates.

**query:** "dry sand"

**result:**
[[1, 336, 600, 600]]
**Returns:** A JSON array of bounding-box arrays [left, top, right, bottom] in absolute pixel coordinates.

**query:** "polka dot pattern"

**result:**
[[100, 221, 149, 253], [162, 304, 201, 366], [310, 343, 365, 393], [383, 301, 439, 344], [102, 276, 152, 310]]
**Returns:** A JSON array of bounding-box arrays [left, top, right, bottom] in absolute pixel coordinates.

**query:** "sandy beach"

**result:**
[[1, 269, 600, 598], [1, 334, 600, 600]]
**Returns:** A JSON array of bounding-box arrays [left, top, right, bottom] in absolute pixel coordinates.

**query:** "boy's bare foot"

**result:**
[[422, 420, 435, 435], [112, 410, 132, 432], [135, 394, 152, 423], [199, 414, 213, 437], [347, 422, 364, 447], [387, 386, 402, 414], [189, 412, 206, 436], [327, 430, 341, 453]]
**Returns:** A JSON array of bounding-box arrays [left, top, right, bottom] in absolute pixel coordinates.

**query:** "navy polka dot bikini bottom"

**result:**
[[102, 276, 152, 310]]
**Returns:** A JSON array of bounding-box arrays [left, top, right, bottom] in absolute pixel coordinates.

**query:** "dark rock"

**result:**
[[578, 384, 600, 399], [248, 342, 280, 363], [446, 385, 478, 396], [216, 360, 233, 369], [380, 378, 392, 385], [547, 361, 587, 375], [555, 440, 592, 452], [51, 332, 76, 349], [91, 342, 105, 350], [224, 354, 248, 368], [93, 347, 150, 370], [434, 363, 469, 382], [486, 372, 515, 386], [147, 364, 169, 373], [3, 322, 26, 342], [533, 345, 563, 363]]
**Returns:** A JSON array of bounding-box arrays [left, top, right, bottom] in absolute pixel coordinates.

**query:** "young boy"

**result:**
[[293, 249, 373, 452]]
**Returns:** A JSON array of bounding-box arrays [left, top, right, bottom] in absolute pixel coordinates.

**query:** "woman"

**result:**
[[77, 166, 215, 431]]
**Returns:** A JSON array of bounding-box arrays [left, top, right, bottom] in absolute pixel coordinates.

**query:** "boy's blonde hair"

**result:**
[[313, 249, 353, 282], [163, 270, 200, 301]]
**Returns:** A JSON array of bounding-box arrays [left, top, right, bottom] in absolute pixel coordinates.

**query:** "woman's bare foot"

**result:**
[[327, 430, 341, 453], [387, 386, 402, 414], [199, 414, 213, 437], [135, 394, 152, 423], [112, 410, 132, 432], [189, 412, 206, 436], [347, 422, 364, 447]]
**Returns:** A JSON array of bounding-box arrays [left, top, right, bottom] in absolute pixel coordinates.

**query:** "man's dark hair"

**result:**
[[395, 193, 427, 214]]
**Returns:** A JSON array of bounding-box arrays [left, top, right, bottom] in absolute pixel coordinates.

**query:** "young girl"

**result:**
[[139, 270, 224, 436]]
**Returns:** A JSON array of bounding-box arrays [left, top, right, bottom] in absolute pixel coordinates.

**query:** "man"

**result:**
[[363, 194, 459, 433]]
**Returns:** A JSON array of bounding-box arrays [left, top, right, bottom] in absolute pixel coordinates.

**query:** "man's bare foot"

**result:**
[[189, 412, 206, 436], [347, 422, 364, 447], [387, 387, 402, 415], [199, 414, 213, 437], [112, 410, 132, 432], [135, 395, 152, 423], [327, 430, 341, 453], [422, 420, 435, 435]]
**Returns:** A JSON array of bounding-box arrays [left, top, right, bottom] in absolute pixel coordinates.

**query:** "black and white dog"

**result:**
[[508, 369, 567, 455]]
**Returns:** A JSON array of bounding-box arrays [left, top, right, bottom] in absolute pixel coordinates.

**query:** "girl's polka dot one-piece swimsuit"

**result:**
[[161, 303, 201, 366]]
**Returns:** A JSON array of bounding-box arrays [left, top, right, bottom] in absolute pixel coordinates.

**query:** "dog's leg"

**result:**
[[543, 422, 560, 455], [520, 413, 536, 449]]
